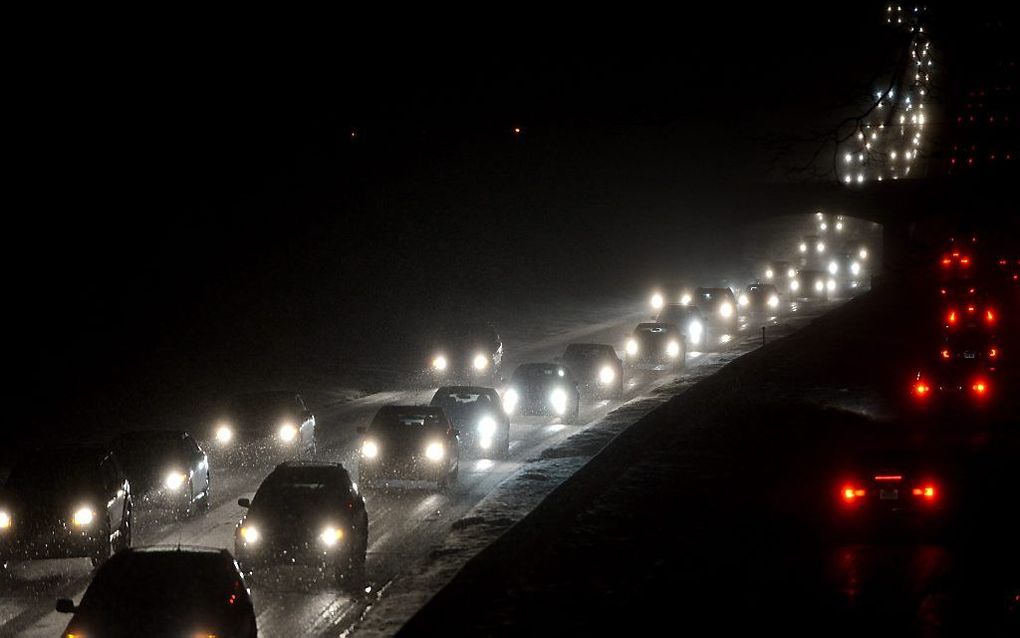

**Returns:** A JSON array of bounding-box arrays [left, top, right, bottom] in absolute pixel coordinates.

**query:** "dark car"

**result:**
[[911, 358, 995, 407], [834, 457, 946, 536], [657, 304, 709, 350], [56, 546, 256, 638], [939, 330, 1000, 369], [693, 287, 738, 331], [234, 462, 368, 589], [210, 391, 316, 462], [427, 323, 503, 385], [738, 283, 782, 316], [111, 430, 211, 519], [792, 269, 831, 300], [430, 386, 511, 459], [358, 406, 461, 489], [561, 343, 624, 398], [0, 448, 132, 568], [625, 323, 685, 370], [503, 363, 581, 422]]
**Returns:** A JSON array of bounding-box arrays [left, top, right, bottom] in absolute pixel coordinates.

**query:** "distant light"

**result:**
[[820, 222, 828, 231], [816, 241, 826, 253], [799, 242, 808, 253], [828, 261, 838, 275], [650, 293, 664, 310], [513, 127, 522, 135], [835, 221, 844, 231], [856, 174, 864, 184]]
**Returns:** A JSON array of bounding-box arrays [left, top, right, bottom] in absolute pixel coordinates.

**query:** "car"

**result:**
[[791, 269, 832, 300], [210, 391, 316, 462], [939, 330, 1000, 370], [938, 241, 978, 280], [942, 300, 999, 332], [824, 252, 866, 293], [430, 386, 511, 458], [836, 458, 944, 533], [560, 343, 625, 398], [110, 430, 211, 519], [763, 260, 796, 286], [737, 283, 781, 316], [427, 323, 503, 385], [234, 461, 368, 589], [358, 406, 461, 489], [911, 359, 995, 407], [502, 363, 581, 422], [656, 304, 708, 350], [0, 447, 132, 568], [625, 323, 685, 370], [56, 545, 256, 638], [692, 287, 738, 332]]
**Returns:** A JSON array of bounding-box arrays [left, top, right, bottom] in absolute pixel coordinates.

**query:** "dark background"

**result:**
[[3, 5, 1013, 436]]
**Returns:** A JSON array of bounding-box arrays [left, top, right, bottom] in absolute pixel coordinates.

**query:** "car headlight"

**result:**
[[787, 268, 796, 278], [799, 242, 807, 253], [503, 389, 519, 414], [826, 279, 837, 292], [828, 261, 838, 275], [719, 302, 733, 318], [164, 471, 187, 491], [0, 510, 11, 530], [790, 280, 800, 292], [850, 262, 861, 276], [859, 248, 868, 259], [650, 293, 664, 310], [478, 416, 497, 438], [215, 424, 233, 445], [764, 269, 773, 279], [598, 365, 615, 385], [319, 526, 344, 547], [425, 441, 445, 462], [240, 524, 260, 544], [688, 320, 703, 345], [738, 294, 749, 307], [767, 295, 779, 308], [549, 388, 568, 415], [72, 507, 95, 527], [278, 423, 298, 443], [432, 355, 448, 371], [472, 354, 489, 371], [625, 339, 638, 356], [361, 440, 379, 459], [816, 241, 826, 253], [666, 340, 681, 357], [680, 293, 692, 306]]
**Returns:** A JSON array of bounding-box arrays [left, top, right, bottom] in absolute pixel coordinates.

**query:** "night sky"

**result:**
[[5, 4, 1014, 432]]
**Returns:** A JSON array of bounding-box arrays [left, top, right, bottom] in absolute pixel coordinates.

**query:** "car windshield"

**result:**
[[230, 392, 295, 415], [77, 552, 236, 621], [371, 409, 446, 431], [433, 392, 493, 408], [564, 344, 611, 359], [514, 366, 564, 381], [5, 454, 101, 494], [112, 435, 186, 470]]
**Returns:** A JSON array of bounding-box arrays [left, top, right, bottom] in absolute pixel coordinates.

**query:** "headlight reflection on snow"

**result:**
[[503, 389, 519, 414]]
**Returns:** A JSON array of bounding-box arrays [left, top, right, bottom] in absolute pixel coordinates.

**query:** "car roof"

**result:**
[[434, 385, 497, 395], [126, 545, 228, 556]]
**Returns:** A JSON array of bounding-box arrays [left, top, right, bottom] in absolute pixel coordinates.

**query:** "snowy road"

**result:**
[[0, 299, 831, 637]]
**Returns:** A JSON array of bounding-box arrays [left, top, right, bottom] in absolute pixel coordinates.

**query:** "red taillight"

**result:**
[[940, 348, 951, 359], [960, 256, 971, 266], [941, 257, 951, 267], [914, 381, 930, 397], [985, 309, 996, 324], [947, 311, 957, 324], [911, 485, 937, 500], [874, 475, 902, 481], [989, 348, 998, 359], [952, 251, 960, 258], [842, 486, 867, 502], [972, 379, 989, 396], [967, 305, 976, 314]]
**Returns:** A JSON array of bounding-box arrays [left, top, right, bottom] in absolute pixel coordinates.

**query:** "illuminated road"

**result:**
[[0, 300, 832, 636]]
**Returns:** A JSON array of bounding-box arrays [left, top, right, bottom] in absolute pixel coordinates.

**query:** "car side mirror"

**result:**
[[55, 599, 76, 614], [356, 426, 366, 434], [237, 497, 250, 508]]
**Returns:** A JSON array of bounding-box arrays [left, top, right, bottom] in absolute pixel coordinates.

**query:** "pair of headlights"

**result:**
[[215, 423, 298, 445], [0, 506, 97, 529], [432, 354, 489, 372], [240, 523, 344, 548], [503, 388, 570, 415], [626, 339, 680, 358], [361, 440, 445, 462]]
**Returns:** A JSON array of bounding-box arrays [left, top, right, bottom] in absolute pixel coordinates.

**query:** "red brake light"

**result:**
[[985, 309, 996, 324], [913, 381, 930, 397], [947, 311, 957, 324], [874, 475, 902, 481], [911, 485, 937, 500], [971, 379, 989, 396], [989, 348, 998, 359], [940, 348, 951, 359], [960, 256, 971, 266], [967, 305, 976, 314], [941, 258, 951, 267], [842, 486, 867, 502]]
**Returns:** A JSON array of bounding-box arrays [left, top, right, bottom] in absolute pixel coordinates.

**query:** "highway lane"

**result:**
[[0, 299, 831, 636]]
